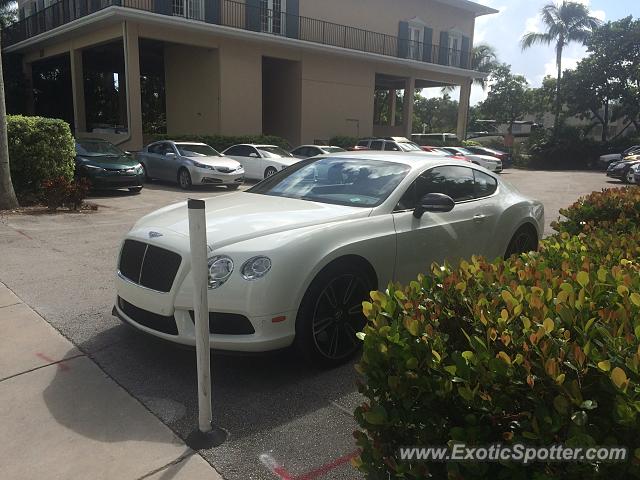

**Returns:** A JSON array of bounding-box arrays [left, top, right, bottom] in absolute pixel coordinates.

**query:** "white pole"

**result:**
[[188, 198, 213, 434]]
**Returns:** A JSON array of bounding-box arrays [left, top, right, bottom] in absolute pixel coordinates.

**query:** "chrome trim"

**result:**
[[137, 245, 149, 284], [117, 271, 172, 294]]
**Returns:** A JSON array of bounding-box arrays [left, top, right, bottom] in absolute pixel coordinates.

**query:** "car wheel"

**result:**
[[504, 225, 539, 259], [226, 184, 240, 190], [178, 168, 192, 190], [625, 170, 635, 184], [295, 262, 374, 368], [264, 166, 278, 179], [129, 187, 143, 194]]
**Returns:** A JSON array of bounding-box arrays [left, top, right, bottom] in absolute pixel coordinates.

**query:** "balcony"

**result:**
[[2, 0, 475, 70]]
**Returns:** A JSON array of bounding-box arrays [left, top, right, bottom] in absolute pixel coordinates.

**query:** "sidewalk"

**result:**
[[0, 282, 223, 480]]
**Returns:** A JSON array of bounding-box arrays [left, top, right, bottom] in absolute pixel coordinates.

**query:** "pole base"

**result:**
[[186, 424, 228, 450]]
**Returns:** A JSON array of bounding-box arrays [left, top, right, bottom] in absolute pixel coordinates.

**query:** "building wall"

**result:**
[[300, 0, 476, 41], [164, 45, 220, 135]]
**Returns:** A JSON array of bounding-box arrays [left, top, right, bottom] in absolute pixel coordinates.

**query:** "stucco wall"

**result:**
[[299, 0, 476, 42], [164, 45, 220, 135]]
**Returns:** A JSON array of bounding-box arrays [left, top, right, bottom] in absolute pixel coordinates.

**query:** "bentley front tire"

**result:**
[[295, 262, 372, 368]]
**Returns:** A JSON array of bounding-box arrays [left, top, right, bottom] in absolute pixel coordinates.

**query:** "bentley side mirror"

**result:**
[[249, 153, 259, 158], [166, 152, 176, 157], [413, 193, 455, 218]]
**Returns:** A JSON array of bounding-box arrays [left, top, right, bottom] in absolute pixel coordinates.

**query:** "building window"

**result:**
[[408, 26, 422, 60], [449, 31, 463, 67], [172, 0, 204, 20], [261, 0, 287, 35]]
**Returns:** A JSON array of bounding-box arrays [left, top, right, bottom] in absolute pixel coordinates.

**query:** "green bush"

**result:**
[[8, 115, 76, 194], [41, 176, 91, 211], [148, 134, 291, 152], [527, 126, 640, 170], [355, 226, 640, 479], [553, 187, 640, 236], [328, 136, 359, 149]]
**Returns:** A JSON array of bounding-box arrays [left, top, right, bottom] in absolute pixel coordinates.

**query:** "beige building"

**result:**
[[3, 0, 496, 150]]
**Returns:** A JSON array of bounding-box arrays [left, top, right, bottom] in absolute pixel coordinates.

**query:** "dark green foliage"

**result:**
[[355, 189, 640, 479], [7, 115, 76, 194]]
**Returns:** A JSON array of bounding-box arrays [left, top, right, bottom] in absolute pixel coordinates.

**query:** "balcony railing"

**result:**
[[2, 0, 474, 70]]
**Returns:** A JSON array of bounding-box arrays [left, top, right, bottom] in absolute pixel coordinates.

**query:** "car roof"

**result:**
[[174, 142, 209, 146], [234, 144, 280, 148], [295, 145, 341, 149]]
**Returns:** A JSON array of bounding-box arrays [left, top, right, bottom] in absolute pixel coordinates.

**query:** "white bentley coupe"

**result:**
[[113, 153, 544, 367]]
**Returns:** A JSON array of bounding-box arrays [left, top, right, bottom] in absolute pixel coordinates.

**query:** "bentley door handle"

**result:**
[[473, 214, 487, 223]]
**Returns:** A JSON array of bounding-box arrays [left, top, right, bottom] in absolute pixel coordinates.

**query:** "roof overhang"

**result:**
[[5, 7, 487, 83], [434, 0, 499, 17]]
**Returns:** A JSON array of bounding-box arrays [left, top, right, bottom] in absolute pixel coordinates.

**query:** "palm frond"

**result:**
[[520, 32, 553, 50]]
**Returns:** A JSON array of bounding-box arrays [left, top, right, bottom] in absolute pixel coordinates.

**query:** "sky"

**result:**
[[425, 0, 640, 105]]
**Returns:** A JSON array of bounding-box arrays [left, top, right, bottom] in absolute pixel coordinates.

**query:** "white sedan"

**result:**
[[441, 147, 503, 172], [113, 153, 544, 367], [222, 144, 300, 180]]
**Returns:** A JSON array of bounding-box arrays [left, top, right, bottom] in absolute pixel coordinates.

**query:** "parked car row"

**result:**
[[598, 145, 640, 169], [605, 152, 640, 184], [72, 136, 511, 192]]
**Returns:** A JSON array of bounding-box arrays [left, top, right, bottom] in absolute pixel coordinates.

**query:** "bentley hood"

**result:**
[[132, 192, 371, 248]]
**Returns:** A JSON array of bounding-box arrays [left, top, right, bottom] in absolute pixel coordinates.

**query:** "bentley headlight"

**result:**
[[241, 256, 272, 280], [208, 256, 234, 289]]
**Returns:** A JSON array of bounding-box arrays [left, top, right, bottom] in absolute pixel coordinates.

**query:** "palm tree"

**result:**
[[0, 13, 19, 209], [521, 1, 601, 132]]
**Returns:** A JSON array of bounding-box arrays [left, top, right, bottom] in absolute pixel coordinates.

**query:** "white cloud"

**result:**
[[523, 15, 541, 35], [543, 56, 580, 78], [591, 9, 606, 21]]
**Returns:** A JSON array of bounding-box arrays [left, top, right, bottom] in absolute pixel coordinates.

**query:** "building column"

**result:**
[[69, 49, 86, 134], [456, 79, 472, 141], [123, 22, 143, 150], [22, 60, 34, 115], [389, 89, 396, 127], [403, 77, 415, 138]]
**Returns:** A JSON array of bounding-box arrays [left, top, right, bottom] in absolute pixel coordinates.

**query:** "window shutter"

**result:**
[[154, 0, 171, 15], [19, 7, 25, 20], [398, 21, 409, 59], [246, 0, 260, 32], [422, 27, 433, 62], [205, 0, 220, 24], [461, 35, 471, 69], [286, 0, 299, 39], [37, 0, 44, 11], [438, 31, 449, 65]]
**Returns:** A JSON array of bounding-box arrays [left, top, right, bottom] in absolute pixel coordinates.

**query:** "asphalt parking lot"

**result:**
[[0, 170, 623, 480]]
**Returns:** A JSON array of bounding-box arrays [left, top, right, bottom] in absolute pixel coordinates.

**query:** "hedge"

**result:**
[[354, 188, 640, 479], [552, 187, 640, 236], [147, 134, 291, 152], [8, 115, 76, 194]]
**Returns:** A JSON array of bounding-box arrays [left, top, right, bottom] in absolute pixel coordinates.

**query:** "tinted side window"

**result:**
[[225, 145, 243, 156], [384, 142, 401, 151], [396, 166, 475, 210], [422, 166, 475, 202], [148, 143, 163, 154], [357, 140, 369, 147], [474, 170, 498, 198], [370, 141, 383, 151]]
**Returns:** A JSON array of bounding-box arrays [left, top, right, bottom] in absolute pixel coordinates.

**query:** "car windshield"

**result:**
[[398, 142, 422, 152], [76, 140, 124, 157], [176, 144, 221, 157], [258, 146, 293, 157], [247, 157, 410, 207]]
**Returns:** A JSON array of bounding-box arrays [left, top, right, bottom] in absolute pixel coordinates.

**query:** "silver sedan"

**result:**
[[136, 141, 245, 190]]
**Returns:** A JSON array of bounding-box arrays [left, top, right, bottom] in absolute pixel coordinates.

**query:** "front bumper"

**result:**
[[190, 168, 245, 186], [89, 173, 144, 189]]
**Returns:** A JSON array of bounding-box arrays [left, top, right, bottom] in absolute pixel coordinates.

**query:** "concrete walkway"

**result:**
[[0, 282, 223, 480]]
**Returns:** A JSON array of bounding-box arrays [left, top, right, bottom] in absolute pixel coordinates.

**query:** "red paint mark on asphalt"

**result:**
[[261, 450, 360, 480], [296, 450, 360, 480], [36, 353, 70, 371], [15, 229, 33, 240]]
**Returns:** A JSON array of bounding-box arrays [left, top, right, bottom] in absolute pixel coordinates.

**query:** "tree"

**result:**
[[478, 64, 532, 135], [520, 1, 601, 132], [442, 43, 498, 94], [0, 2, 17, 29], [413, 93, 459, 134], [0, 36, 19, 210]]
